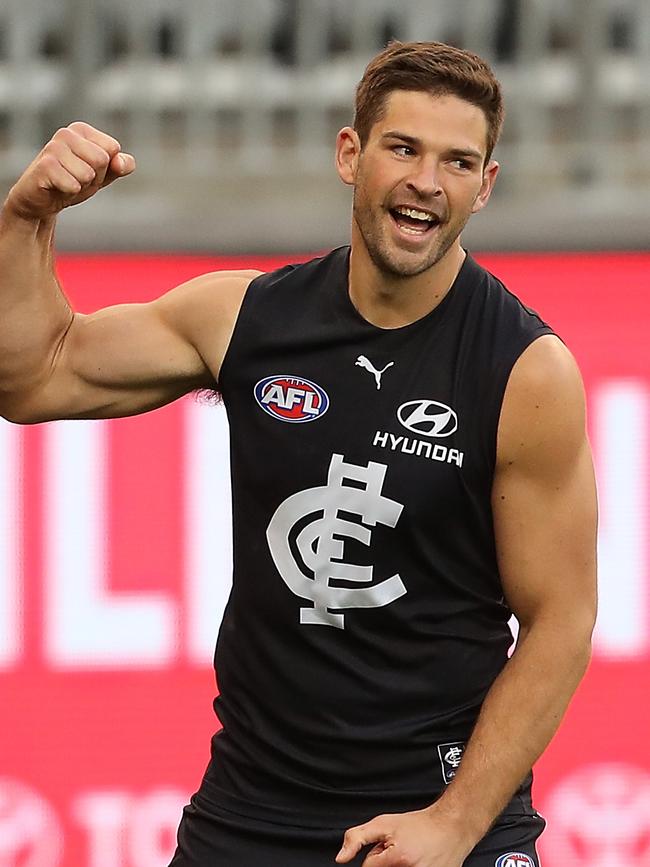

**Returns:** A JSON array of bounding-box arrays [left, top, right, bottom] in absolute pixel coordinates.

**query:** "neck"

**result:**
[[348, 234, 466, 329]]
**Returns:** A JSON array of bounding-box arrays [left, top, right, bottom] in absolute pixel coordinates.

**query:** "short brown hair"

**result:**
[[354, 41, 504, 162]]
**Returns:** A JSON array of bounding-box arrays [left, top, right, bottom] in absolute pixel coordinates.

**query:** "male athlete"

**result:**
[[0, 42, 597, 867]]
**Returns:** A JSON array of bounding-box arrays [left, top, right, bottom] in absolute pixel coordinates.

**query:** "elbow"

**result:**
[[553, 615, 594, 676], [0, 393, 48, 425], [574, 628, 594, 677], [0, 400, 30, 425], [566, 614, 596, 677], [568, 607, 598, 664], [0, 408, 38, 425], [518, 603, 596, 671], [581, 596, 598, 663]]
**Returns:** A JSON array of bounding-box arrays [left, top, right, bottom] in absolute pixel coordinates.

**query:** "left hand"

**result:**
[[335, 805, 475, 866]]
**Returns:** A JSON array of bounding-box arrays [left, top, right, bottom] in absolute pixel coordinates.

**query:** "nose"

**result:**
[[406, 159, 443, 199]]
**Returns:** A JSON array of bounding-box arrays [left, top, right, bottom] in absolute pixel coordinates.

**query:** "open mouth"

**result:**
[[389, 205, 441, 236]]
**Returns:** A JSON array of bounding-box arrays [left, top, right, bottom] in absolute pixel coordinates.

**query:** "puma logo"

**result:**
[[355, 356, 394, 390]]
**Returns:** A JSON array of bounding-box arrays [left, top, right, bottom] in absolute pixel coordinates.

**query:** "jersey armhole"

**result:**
[[215, 271, 267, 399]]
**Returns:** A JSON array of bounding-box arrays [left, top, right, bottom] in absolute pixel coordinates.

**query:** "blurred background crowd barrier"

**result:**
[[0, 0, 648, 251]]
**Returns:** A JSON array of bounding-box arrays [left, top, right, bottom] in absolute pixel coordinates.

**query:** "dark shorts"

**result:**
[[169, 793, 545, 867]]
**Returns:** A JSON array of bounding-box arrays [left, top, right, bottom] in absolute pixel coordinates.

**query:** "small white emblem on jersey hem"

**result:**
[[355, 355, 394, 390], [437, 741, 465, 784]]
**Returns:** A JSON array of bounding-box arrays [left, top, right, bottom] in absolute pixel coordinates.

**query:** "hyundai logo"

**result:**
[[397, 400, 458, 438]]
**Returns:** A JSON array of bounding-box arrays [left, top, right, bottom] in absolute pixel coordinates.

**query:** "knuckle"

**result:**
[[92, 149, 111, 169], [80, 166, 97, 185], [52, 126, 73, 144], [69, 120, 118, 149], [39, 151, 62, 173]]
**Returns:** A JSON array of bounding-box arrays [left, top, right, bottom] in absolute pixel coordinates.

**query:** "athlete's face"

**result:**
[[336, 90, 499, 278]]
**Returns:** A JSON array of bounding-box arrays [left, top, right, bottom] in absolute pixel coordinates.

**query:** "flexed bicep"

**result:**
[[2, 270, 258, 423]]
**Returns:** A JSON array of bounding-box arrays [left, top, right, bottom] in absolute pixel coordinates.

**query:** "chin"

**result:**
[[378, 257, 434, 279], [374, 244, 442, 279]]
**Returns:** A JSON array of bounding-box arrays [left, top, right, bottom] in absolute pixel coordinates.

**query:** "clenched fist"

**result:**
[[5, 121, 135, 221]]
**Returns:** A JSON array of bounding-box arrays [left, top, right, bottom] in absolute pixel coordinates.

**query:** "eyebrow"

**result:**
[[447, 147, 484, 162], [380, 131, 484, 162], [381, 131, 421, 146]]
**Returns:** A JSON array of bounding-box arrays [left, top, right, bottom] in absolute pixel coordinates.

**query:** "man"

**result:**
[[0, 41, 597, 867]]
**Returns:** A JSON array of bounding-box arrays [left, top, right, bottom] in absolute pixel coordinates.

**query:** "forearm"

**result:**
[[430, 617, 592, 846], [0, 206, 73, 405]]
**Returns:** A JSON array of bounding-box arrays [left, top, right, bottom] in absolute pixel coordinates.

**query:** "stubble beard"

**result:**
[[352, 190, 469, 280]]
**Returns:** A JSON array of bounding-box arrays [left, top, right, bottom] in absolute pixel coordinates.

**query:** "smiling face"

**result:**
[[337, 90, 499, 279]]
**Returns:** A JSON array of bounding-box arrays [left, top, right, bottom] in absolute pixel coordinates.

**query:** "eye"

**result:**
[[451, 158, 473, 171], [392, 145, 415, 157]]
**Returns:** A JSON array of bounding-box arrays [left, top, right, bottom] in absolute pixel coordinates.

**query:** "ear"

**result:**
[[471, 160, 500, 214], [335, 127, 361, 186]]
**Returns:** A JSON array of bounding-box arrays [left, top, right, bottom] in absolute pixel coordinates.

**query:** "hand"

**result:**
[[5, 121, 135, 221], [335, 805, 475, 867]]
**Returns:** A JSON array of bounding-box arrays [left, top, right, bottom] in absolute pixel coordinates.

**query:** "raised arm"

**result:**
[[0, 122, 259, 423], [337, 335, 598, 866]]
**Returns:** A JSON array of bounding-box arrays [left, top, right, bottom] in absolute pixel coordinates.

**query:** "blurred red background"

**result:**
[[1, 252, 648, 866]]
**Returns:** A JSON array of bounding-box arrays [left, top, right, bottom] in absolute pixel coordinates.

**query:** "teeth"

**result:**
[[396, 206, 435, 222]]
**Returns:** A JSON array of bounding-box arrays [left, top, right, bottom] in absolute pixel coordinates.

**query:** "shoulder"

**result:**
[[475, 260, 548, 328], [160, 268, 264, 300], [496, 335, 587, 472], [462, 257, 553, 369], [148, 269, 263, 381], [243, 247, 350, 295], [154, 268, 262, 323]]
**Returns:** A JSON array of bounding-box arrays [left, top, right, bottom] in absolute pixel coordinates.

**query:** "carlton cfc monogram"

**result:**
[[266, 453, 407, 628]]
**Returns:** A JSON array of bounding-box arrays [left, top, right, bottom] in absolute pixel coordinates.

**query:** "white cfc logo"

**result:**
[[266, 453, 406, 628], [445, 747, 463, 768]]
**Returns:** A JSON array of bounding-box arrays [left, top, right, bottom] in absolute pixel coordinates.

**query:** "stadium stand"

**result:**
[[0, 0, 648, 250]]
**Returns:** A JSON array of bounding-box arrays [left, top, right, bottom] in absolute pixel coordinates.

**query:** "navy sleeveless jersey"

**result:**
[[204, 246, 554, 826]]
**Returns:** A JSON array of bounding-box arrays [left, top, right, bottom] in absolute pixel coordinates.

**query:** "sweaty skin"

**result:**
[[0, 99, 597, 867]]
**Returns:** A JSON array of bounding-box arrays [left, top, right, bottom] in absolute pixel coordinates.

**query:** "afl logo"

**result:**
[[495, 855, 535, 867], [254, 375, 329, 423], [397, 399, 458, 437]]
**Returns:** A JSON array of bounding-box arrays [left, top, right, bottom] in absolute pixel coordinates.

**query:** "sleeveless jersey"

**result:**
[[205, 246, 554, 826]]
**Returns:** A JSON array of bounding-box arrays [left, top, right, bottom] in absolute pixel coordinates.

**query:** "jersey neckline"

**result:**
[[336, 245, 479, 334]]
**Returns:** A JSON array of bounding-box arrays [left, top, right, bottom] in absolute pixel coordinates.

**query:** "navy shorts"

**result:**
[[169, 792, 545, 867]]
